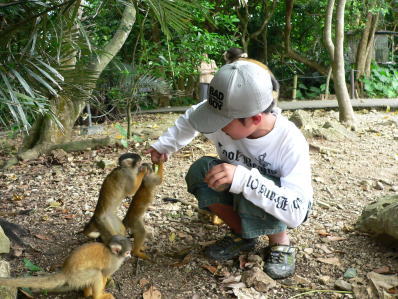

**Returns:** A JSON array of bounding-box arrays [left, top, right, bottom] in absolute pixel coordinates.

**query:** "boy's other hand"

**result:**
[[204, 163, 236, 191]]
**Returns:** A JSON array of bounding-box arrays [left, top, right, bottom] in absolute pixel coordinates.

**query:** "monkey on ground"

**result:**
[[83, 153, 147, 243], [0, 235, 131, 299], [122, 162, 163, 259]]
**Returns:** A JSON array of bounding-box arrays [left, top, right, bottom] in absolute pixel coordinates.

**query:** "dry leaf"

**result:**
[[35, 234, 50, 240], [316, 229, 330, 237], [64, 214, 75, 219], [168, 232, 176, 242], [327, 236, 347, 241], [143, 285, 162, 299], [373, 266, 391, 274], [202, 264, 218, 274], [317, 257, 341, 266], [12, 194, 24, 201]]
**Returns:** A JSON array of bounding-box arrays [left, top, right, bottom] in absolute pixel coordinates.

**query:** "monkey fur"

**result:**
[[123, 162, 163, 259], [0, 235, 132, 299], [83, 153, 147, 243]]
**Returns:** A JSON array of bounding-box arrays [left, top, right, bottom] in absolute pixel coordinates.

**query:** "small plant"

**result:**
[[297, 83, 326, 99], [361, 63, 398, 98], [23, 258, 43, 272]]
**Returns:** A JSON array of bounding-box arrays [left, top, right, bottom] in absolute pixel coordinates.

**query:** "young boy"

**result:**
[[146, 60, 313, 279]]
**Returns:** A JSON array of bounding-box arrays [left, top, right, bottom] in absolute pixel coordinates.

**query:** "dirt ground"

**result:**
[[0, 108, 397, 299]]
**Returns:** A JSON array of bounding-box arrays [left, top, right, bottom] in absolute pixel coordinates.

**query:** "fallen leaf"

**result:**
[[373, 266, 391, 274], [143, 285, 161, 299], [35, 234, 51, 240], [316, 229, 330, 237], [64, 214, 75, 219], [202, 264, 218, 274], [317, 257, 341, 266], [168, 232, 176, 242], [327, 236, 347, 241]]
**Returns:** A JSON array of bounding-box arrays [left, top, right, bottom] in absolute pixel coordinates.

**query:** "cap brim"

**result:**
[[188, 101, 233, 134]]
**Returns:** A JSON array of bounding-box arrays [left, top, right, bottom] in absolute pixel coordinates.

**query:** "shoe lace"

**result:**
[[267, 250, 286, 264]]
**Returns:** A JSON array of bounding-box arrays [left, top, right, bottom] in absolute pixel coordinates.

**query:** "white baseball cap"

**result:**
[[189, 60, 273, 133]]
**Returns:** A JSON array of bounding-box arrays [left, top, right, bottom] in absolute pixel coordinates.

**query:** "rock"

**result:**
[[81, 125, 104, 135], [319, 275, 331, 285], [356, 194, 398, 241], [0, 260, 17, 299], [334, 279, 352, 291], [343, 268, 357, 279], [241, 266, 276, 292], [96, 159, 116, 169], [0, 226, 10, 254], [289, 110, 313, 129]]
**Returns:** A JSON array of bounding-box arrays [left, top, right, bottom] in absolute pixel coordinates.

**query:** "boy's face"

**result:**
[[221, 118, 255, 140]]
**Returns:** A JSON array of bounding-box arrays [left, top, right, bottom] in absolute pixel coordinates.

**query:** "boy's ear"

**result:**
[[251, 114, 262, 125]]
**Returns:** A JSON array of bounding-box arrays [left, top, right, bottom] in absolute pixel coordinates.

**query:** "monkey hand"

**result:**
[[144, 147, 168, 163]]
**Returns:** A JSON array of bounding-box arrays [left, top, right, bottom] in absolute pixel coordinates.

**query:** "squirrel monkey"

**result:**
[[83, 153, 147, 243], [123, 162, 163, 259], [0, 235, 131, 299]]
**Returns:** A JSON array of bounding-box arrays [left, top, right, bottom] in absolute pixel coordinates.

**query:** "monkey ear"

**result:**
[[109, 243, 122, 255]]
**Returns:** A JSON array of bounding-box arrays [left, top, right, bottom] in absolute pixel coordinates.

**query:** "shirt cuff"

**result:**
[[230, 165, 251, 194]]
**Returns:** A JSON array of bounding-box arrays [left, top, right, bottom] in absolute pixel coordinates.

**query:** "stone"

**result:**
[[356, 194, 398, 241], [334, 279, 352, 291], [0, 226, 10, 254], [241, 266, 276, 292], [0, 260, 17, 299]]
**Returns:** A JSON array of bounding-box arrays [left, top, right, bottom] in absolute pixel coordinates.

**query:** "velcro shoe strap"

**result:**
[[271, 245, 295, 254]]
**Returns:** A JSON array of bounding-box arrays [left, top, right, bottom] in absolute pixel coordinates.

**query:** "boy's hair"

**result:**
[[238, 101, 275, 124]]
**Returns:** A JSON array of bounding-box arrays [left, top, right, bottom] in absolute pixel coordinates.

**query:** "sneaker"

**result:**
[[263, 244, 296, 279], [204, 234, 257, 261]]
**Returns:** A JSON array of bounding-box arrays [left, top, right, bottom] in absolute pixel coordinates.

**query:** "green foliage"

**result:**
[[297, 83, 326, 99], [362, 64, 398, 98], [0, 0, 95, 132], [23, 258, 43, 272]]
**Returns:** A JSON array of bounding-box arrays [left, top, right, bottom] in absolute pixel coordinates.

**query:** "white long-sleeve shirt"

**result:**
[[152, 103, 313, 228]]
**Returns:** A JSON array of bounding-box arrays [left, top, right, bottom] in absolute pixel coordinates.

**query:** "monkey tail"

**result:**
[[0, 272, 67, 289]]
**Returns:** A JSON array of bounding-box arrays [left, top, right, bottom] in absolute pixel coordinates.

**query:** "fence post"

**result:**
[[292, 74, 298, 100], [86, 103, 92, 127], [350, 69, 355, 99]]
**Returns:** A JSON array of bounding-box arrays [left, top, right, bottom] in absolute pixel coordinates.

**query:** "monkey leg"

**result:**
[[91, 272, 115, 299], [131, 218, 149, 259], [83, 286, 93, 297], [83, 218, 100, 239], [96, 214, 127, 243]]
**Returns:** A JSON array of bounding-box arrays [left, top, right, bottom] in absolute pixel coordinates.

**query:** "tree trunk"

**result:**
[[356, 12, 379, 79], [3, 5, 137, 168], [324, 0, 355, 127], [284, 0, 329, 75]]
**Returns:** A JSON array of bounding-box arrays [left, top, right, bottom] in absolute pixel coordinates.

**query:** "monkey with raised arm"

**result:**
[[83, 153, 148, 243], [123, 162, 163, 259], [0, 235, 131, 299]]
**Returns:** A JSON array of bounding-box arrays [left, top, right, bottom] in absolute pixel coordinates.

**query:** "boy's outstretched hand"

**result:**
[[144, 147, 168, 163], [204, 163, 236, 192]]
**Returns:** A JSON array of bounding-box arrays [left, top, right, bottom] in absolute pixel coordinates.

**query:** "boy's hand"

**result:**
[[144, 147, 168, 163], [204, 163, 236, 191]]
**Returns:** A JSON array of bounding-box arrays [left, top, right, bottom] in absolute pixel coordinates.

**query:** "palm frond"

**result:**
[[144, 0, 203, 36]]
